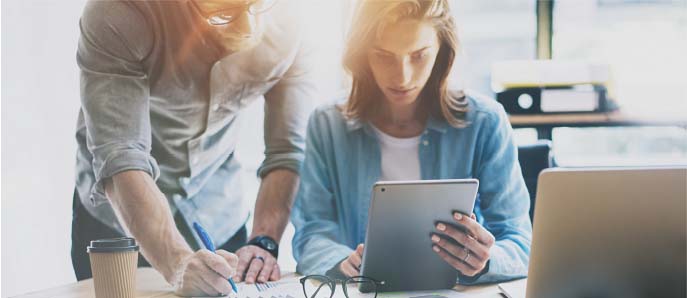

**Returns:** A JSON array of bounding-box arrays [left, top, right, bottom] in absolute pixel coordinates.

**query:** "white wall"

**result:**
[[1, 1, 346, 296], [2, 0, 88, 296]]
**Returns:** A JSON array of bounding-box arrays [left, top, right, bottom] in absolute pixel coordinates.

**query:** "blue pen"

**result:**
[[193, 222, 239, 295]]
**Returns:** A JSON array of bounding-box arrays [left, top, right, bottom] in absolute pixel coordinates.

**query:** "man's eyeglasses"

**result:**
[[189, 0, 278, 26], [299, 275, 385, 298]]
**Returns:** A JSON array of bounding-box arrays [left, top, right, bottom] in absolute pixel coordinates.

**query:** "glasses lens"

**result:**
[[207, 14, 233, 25], [249, 0, 277, 14], [302, 276, 333, 298], [345, 277, 378, 296]]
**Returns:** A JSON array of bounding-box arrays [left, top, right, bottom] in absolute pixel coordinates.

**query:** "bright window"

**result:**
[[553, 0, 687, 117], [551, 0, 687, 166], [450, 0, 537, 95]]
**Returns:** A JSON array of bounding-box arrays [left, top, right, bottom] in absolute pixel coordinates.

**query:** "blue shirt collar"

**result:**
[[344, 114, 449, 134]]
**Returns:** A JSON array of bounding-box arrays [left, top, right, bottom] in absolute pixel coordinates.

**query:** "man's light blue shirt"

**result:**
[[75, 0, 316, 248], [292, 94, 532, 284]]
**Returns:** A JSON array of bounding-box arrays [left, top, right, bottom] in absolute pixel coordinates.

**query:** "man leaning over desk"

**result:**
[[71, 0, 317, 296]]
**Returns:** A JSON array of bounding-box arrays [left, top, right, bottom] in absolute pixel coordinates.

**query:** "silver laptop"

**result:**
[[527, 167, 686, 298]]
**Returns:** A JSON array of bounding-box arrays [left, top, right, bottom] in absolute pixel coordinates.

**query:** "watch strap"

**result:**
[[246, 235, 279, 258]]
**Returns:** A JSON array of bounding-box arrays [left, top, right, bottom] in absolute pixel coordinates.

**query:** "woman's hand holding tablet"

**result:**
[[340, 244, 364, 277], [432, 213, 495, 277]]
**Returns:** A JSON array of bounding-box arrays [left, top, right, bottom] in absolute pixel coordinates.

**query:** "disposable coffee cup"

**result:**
[[87, 237, 139, 298]]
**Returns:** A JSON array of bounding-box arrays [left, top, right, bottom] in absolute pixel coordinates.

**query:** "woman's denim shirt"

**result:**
[[291, 95, 532, 284]]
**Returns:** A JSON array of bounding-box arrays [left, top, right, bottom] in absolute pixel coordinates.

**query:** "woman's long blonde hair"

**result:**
[[342, 0, 468, 128]]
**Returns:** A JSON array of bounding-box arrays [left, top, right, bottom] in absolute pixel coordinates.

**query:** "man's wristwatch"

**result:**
[[246, 236, 279, 258]]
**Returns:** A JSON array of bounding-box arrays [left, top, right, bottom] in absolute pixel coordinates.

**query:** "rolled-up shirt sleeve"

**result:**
[[291, 112, 353, 275], [258, 29, 318, 178], [465, 105, 532, 284], [77, 1, 159, 205]]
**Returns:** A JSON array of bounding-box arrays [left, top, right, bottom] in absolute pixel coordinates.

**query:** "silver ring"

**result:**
[[463, 250, 471, 263], [253, 256, 265, 263]]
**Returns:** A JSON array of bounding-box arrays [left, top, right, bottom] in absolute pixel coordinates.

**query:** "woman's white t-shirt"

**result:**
[[372, 125, 422, 181]]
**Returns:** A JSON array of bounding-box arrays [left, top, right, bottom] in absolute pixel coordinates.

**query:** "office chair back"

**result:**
[[517, 140, 554, 221]]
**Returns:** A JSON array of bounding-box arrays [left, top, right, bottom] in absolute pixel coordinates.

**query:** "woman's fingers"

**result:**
[[432, 213, 496, 276], [432, 245, 481, 277], [349, 253, 362, 270], [452, 213, 495, 247], [350, 248, 363, 269], [430, 234, 483, 268], [340, 259, 359, 277], [435, 222, 489, 261], [340, 246, 364, 278]]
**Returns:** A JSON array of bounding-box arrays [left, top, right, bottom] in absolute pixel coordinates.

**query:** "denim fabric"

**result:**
[[292, 94, 532, 284]]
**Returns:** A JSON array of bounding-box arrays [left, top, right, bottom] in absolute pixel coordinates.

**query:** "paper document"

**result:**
[[194, 277, 303, 298], [372, 289, 473, 298], [195, 278, 482, 298], [331, 288, 474, 298], [498, 278, 527, 298]]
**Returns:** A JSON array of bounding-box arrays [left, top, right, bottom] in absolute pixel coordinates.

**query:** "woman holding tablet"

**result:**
[[291, 0, 531, 284]]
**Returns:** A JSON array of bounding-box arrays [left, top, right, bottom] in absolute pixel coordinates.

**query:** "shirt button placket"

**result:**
[[188, 138, 201, 177]]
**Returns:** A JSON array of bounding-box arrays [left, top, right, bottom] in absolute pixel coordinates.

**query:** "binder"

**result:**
[[496, 84, 609, 114]]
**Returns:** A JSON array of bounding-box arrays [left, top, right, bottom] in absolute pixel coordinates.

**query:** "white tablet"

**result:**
[[359, 179, 479, 292]]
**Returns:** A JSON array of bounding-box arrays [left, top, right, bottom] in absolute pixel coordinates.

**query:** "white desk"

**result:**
[[11, 268, 524, 298]]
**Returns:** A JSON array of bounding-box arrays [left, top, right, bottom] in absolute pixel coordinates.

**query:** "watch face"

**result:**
[[261, 238, 276, 250]]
